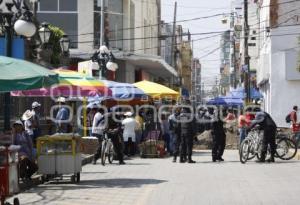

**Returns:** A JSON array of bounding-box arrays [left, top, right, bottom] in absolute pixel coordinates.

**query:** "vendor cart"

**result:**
[[36, 134, 82, 183], [0, 145, 20, 205]]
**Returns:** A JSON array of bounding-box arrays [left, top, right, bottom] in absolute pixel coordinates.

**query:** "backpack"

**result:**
[[285, 113, 291, 123]]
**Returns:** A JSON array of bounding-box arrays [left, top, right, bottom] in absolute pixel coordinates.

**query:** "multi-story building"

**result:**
[[36, 0, 177, 83], [176, 25, 193, 95], [191, 58, 201, 104], [256, 0, 300, 127], [219, 30, 231, 95]]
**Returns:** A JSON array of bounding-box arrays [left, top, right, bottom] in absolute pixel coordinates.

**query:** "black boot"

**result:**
[[173, 156, 177, 163], [188, 157, 196, 163], [179, 156, 186, 163]]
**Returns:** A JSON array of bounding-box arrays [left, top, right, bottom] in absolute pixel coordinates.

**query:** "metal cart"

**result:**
[[36, 134, 82, 183], [0, 145, 20, 205]]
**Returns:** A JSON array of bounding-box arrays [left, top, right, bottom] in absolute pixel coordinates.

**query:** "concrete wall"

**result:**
[[77, 0, 94, 52]]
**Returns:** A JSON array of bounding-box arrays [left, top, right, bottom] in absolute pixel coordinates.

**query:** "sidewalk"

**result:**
[[19, 154, 94, 191]]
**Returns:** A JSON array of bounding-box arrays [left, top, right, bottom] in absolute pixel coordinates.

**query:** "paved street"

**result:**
[[8, 150, 300, 205]]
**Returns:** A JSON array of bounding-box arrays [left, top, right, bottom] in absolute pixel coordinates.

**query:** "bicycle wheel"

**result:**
[[276, 138, 297, 160], [101, 141, 107, 166], [108, 143, 114, 164], [239, 138, 250, 164]]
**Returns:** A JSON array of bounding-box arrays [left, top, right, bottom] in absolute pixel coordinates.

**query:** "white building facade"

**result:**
[[257, 0, 300, 127]]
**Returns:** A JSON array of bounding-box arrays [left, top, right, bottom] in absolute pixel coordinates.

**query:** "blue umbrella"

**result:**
[[207, 96, 244, 107], [228, 87, 263, 99]]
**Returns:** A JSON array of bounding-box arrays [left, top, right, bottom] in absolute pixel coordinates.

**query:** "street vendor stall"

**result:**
[[0, 145, 20, 205], [36, 134, 82, 183]]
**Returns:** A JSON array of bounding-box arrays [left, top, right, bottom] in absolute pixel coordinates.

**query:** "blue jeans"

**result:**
[[239, 128, 247, 144], [295, 132, 300, 147]]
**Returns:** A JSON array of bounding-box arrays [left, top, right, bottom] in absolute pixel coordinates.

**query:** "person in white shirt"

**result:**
[[22, 110, 34, 139], [122, 112, 138, 156], [92, 108, 106, 164]]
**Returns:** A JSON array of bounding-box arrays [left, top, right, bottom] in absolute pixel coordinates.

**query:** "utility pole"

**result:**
[[171, 1, 177, 68], [4, 14, 13, 131], [100, 0, 105, 46], [244, 0, 250, 103]]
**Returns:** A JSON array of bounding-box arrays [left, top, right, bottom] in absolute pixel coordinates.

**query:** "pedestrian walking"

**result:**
[[122, 111, 138, 156], [289, 106, 300, 145], [178, 107, 196, 163], [92, 106, 106, 164], [211, 109, 226, 162], [169, 107, 181, 162]]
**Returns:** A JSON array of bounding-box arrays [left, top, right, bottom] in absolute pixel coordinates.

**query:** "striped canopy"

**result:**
[[11, 69, 112, 97]]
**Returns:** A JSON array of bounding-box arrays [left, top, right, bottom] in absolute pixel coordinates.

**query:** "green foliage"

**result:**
[[48, 25, 64, 67]]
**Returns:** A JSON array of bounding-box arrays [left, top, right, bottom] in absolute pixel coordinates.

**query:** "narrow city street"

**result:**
[[8, 150, 300, 205]]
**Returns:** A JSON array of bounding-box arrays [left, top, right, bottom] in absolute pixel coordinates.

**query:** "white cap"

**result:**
[[124, 111, 133, 117], [57, 97, 66, 103], [13, 120, 24, 127], [32, 101, 41, 109], [22, 110, 34, 121]]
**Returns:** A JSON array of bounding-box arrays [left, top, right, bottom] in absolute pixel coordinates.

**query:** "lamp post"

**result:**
[[36, 22, 52, 67], [59, 34, 70, 66], [0, 0, 37, 131], [91, 45, 118, 80]]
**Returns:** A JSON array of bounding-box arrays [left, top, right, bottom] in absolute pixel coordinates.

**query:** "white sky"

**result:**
[[161, 0, 234, 88]]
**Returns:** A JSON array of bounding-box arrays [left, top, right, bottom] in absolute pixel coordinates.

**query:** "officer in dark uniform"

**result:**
[[169, 107, 181, 162], [106, 112, 125, 165], [248, 108, 277, 162], [211, 108, 226, 162], [178, 107, 196, 163]]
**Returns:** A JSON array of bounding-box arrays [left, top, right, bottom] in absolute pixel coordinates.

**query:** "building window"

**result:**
[[39, 0, 58, 11], [59, 0, 78, 11]]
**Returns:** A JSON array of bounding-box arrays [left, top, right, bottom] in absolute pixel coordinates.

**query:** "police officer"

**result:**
[[169, 107, 181, 162], [211, 108, 226, 162], [248, 108, 277, 162], [178, 106, 196, 163]]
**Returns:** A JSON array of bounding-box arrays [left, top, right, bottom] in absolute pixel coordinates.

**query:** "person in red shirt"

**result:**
[[238, 107, 253, 144], [290, 106, 300, 145]]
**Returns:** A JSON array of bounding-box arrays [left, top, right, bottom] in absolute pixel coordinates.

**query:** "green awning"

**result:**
[[0, 56, 59, 92]]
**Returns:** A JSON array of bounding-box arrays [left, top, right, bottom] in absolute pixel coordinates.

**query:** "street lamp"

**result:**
[[38, 22, 51, 44], [59, 34, 70, 54], [91, 45, 118, 79], [0, 0, 37, 131]]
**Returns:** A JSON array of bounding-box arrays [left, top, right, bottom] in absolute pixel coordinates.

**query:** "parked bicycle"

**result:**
[[100, 133, 114, 166], [239, 127, 297, 164]]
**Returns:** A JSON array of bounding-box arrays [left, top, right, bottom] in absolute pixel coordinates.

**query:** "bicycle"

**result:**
[[100, 133, 114, 166], [239, 128, 298, 163]]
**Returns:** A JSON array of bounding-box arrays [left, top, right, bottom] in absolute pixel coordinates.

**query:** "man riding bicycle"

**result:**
[[248, 108, 277, 163]]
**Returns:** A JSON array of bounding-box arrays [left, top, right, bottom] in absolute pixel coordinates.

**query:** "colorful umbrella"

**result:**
[[133, 80, 179, 99], [102, 80, 146, 100], [11, 69, 111, 97], [0, 56, 59, 92]]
